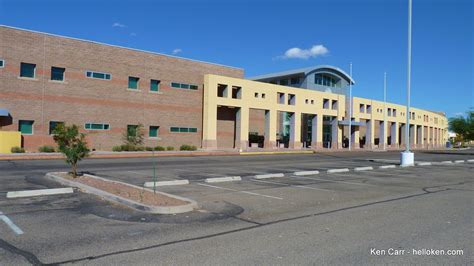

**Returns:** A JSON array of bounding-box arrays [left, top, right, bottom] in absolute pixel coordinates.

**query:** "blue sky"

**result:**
[[1, 0, 472, 117]]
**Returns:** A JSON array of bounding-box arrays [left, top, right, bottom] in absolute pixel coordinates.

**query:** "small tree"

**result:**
[[123, 123, 145, 146], [53, 124, 89, 178], [449, 110, 474, 145]]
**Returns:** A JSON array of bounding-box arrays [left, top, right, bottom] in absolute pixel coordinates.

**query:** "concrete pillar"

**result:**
[[289, 112, 302, 149], [380, 121, 387, 149], [417, 125, 423, 148], [264, 109, 277, 149], [310, 114, 323, 149], [235, 107, 249, 150], [331, 118, 340, 149], [409, 125, 416, 148], [366, 119, 374, 149], [390, 122, 398, 148], [400, 123, 406, 149], [352, 119, 360, 149]]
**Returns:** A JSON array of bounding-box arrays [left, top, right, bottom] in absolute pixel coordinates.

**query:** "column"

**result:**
[[235, 107, 249, 150], [417, 125, 423, 148], [409, 125, 416, 149], [264, 109, 277, 149], [400, 123, 406, 149], [390, 122, 398, 148], [289, 112, 302, 149], [331, 117, 340, 149], [366, 119, 374, 149], [380, 121, 387, 149], [352, 119, 360, 149], [311, 114, 323, 149]]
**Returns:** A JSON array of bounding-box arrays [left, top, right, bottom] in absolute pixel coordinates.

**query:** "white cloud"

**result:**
[[172, 48, 182, 55], [129, 32, 137, 37], [279, 44, 329, 59], [112, 22, 126, 28]]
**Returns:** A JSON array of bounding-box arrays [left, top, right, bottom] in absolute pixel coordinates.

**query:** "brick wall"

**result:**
[[0, 26, 243, 151]]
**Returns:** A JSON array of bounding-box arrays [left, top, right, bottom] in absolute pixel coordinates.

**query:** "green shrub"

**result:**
[[180, 144, 197, 151], [154, 146, 165, 151], [112, 146, 122, 152], [11, 146, 25, 153], [135, 146, 145, 151], [166, 146, 175, 151], [145, 146, 153, 151], [38, 145, 55, 153]]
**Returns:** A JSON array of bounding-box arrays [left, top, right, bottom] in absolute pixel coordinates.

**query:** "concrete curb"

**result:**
[[144, 180, 189, 187], [46, 173, 197, 214], [293, 170, 320, 176], [241, 150, 314, 156], [6, 187, 74, 198], [254, 173, 285, 179], [441, 161, 453, 164], [454, 160, 465, 163], [205, 176, 242, 183], [467, 159, 474, 163], [416, 162, 432, 166], [379, 165, 397, 169], [327, 168, 350, 174], [354, 166, 373, 171]]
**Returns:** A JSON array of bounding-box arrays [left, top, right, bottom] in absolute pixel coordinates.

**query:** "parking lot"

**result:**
[[0, 150, 472, 264]]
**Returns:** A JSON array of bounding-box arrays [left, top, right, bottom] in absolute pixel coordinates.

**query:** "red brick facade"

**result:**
[[0, 26, 243, 151]]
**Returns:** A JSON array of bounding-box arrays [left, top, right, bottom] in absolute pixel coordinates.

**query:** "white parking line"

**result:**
[[196, 183, 283, 200], [294, 175, 375, 186], [294, 170, 320, 176], [327, 168, 350, 174], [0, 212, 23, 235], [251, 179, 334, 192], [454, 160, 465, 163], [379, 165, 397, 169], [354, 166, 373, 171], [441, 161, 453, 164], [416, 162, 432, 166], [467, 159, 474, 163]]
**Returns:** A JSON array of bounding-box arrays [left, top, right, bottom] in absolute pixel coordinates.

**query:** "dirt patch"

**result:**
[[59, 173, 186, 207]]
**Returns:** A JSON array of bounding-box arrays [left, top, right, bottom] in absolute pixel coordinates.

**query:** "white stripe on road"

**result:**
[[327, 168, 350, 174], [467, 159, 474, 163], [0, 212, 23, 235], [416, 162, 432, 166], [294, 175, 375, 186], [379, 165, 397, 169], [197, 183, 283, 200], [254, 173, 285, 179], [251, 179, 334, 192], [354, 166, 373, 171], [441, 161, 453, 164], [6, 188, 74, 198], [293, 170, 320, 176], [454, 160, 465, 163]]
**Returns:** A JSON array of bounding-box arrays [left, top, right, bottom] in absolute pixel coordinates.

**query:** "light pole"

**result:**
[[401, 0, 414, 166], [348, 62, 353, 151], [383, 72, 387, 151]]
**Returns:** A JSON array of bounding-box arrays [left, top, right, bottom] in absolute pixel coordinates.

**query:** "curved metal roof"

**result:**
[[248, 65, 355, 84]]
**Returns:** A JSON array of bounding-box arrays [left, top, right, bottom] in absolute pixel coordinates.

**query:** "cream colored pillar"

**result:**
[[409, 124, 416, 148], [390, 122, 398, 148], [380, 121, 387, 149], [202, 76, 218, 150], [235, 107, 249, 150], [366, 119, 374, 149], [417, 125, 423, 148], [264, 109, 277, 149], [311, 114, 323, 149], [352, 119, 360, 149], [289, 112, 302, 149]]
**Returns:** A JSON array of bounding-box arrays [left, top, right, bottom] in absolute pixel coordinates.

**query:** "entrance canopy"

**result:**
[[0, 108, 10, 117]]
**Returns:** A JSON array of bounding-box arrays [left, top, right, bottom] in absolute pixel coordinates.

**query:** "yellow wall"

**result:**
[[203, 74, 448, 149], [0, 131, 21, 153]]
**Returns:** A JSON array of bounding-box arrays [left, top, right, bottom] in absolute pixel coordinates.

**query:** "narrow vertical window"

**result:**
[[150, 79, 160, 92], [149, 126, 159, 137], [20, 63, 36, 78], [128, 77, 139, 89], [51, 67, 65, 81], [19, 120, 34, 135]]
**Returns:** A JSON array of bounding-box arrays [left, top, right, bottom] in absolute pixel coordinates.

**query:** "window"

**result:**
[[277, 92, 285, 104], [20, 63, 36, 78], [170, 127, 197, 133], [150, 79, 160, 92], [360, 104, 365, 113], [366, 105, 372, 114], [311, 100, 314, 104], [149, 126, 159, 138], [279, 79, 288, 85], [254, 92, 259, 98], [393, 109, 397, 117], [85, 123, 110, 130], [290, 77, 300, 85], [19, 120, 34, 135], [171, 82, 198, 90], [86, 71, 111, 80], [49, 121, 64, 135], [332, 100, 338, 110], [323, 98, 330, 109], [51, 67, 65, 81], [232, 86, 241, 99], [0, 59, 4, 68], [315, 73, 340, 88], [305, 99, 309, 104], [128, 76, 139, 89], [127, 125, 139, 137], [288, 94, 295, 105], [218, 84, 228, 97]]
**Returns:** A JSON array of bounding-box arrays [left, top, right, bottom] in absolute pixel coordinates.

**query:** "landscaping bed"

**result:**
[[48, 172, 197, 214]]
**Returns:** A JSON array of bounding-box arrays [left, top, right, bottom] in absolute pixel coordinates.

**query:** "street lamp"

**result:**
[[401, 0, 415, 166], [383, 72, 387, 151]]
